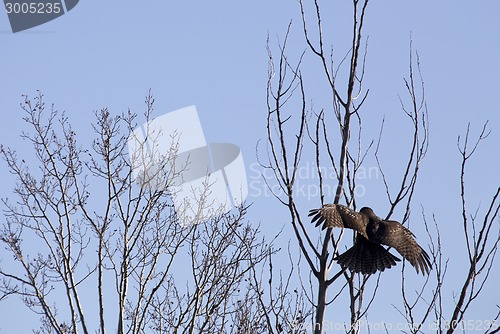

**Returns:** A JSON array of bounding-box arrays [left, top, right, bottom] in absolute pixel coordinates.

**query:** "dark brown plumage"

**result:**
[[309, 204, 431, 275]]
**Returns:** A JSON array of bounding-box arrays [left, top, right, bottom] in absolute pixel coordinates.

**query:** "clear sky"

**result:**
[[1, 1, 499, 333]]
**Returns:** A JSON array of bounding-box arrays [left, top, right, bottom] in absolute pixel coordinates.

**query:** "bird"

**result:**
[[308, 204, 431, 275]]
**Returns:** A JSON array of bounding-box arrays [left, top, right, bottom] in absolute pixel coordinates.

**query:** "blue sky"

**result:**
[[1, 1, 499, 332]]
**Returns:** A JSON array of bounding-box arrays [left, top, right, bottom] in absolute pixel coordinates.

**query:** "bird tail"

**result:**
[[335, 236, 400, 274]]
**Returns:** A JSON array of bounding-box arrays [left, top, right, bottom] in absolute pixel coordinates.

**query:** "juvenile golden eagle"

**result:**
[[309, 204, 431, 275]]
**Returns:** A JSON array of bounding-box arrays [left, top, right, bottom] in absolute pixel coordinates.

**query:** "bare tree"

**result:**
[[262, 0, 421, 332], [0, 92, 304, 333], [393, 123, 500, 334], [396, 123, 500, 334], [444, 124, 500, 334], [2, 2, 498, 334], [263, 1, 498, 334]]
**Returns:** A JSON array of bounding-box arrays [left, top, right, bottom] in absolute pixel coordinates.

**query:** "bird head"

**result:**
[[359, 207, 379, 220]]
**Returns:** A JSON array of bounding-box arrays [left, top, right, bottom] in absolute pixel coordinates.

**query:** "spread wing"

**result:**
[[376, 221, 432, 275], [308, 204, 367, 236]]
